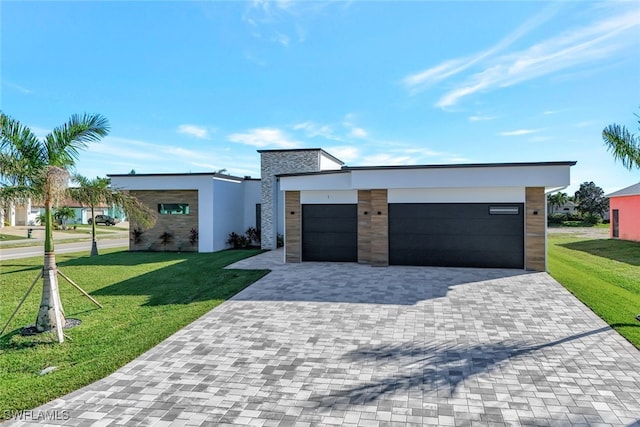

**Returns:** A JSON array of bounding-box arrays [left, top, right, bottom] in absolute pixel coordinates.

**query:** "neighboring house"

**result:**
[[0, 200, 40, 227], [607, 183, 640, 242], [548, 200, 578, 215], [110, 149, 575, 272]]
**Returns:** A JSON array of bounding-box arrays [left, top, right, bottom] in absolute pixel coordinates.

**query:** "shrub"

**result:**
[[246, 227, 261, 245], [189, 228, 198, 246], [131, 228, 144, 244], [547, 213, 567, 224], [277, 233, 284, 248], [583, 212, 602, 225], [227, 232, 250, 249]]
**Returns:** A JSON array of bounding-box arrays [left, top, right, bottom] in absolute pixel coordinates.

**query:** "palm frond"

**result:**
[[45, 113, 110, 167], [602, 124, 640, 170]]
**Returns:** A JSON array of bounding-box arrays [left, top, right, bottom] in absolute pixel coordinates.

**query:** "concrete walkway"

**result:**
[[5, 250, 640, 426]]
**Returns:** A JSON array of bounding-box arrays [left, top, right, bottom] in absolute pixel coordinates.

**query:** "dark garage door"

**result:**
[[302, 204, 357, 262], [389, 203, 524, 268]]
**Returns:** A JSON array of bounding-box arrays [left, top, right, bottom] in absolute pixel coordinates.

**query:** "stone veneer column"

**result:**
[[285, 191, 301, 262], [525, 187, 546, 271], [357, 190, 372, 264], [370, 189, 389, 267], [260, 151, 323, 250]]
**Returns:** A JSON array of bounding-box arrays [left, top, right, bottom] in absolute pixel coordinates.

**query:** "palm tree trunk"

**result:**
[[90, 205, 98, 256], [36, 201, 66, 332]]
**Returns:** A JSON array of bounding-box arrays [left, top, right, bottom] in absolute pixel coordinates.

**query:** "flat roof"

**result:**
[[108, 172, 247, 181], [257, 148, 344, 165], [277, 161, 576, 177]]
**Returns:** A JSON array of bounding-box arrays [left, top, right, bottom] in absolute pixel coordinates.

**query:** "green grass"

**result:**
[[548, 234, 640, 348], [0, 249, 268, 418], [548, 221, 609, 228], [0, 234, 27, 241]]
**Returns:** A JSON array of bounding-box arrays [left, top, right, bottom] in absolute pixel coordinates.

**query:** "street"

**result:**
[[0, 238, 129, 261]]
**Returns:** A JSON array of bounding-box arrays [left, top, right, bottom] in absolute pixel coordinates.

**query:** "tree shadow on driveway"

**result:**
[[313, 326, 613, 407]]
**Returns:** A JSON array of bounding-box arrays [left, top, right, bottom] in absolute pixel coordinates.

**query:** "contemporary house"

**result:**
[[607, 183, 640, 242], [109, 149, 575, 271]]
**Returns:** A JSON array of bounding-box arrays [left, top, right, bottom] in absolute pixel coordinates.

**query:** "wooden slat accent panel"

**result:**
[[285, 191, 301, 263], [370, 189, 389, 266], [357, 190, 372, 264], [525, 187, 546, 271]]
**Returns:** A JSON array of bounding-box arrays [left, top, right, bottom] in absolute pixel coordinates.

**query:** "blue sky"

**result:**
[[2, 0, 639, 194]]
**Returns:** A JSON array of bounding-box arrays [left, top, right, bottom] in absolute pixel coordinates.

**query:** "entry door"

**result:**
[[612, 209, 619, 238]]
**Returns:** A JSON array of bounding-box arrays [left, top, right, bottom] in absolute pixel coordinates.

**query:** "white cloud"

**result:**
[[292, 121, 338, 140], [177, 124, 210, 139], [228, 127, 301, 148], [361, 153, 415, 166], [402, 3, 562, 94], [350, 127, 368, 138], [403, 6, 640, 108], [469, 115, 496, 122], [498, 129, 542, 136], [5, 81, 33, 94]]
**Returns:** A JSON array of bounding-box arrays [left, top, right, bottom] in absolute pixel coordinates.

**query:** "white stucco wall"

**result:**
[[350, 165, 571, 189], [243, 180, 262, 231], [300, 190, 358, 204], [320, 152, 344, 171], [213, 178, 245, 251], [388, 187, 525, 203]]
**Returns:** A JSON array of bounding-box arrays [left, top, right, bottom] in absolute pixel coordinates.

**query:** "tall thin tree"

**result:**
[[0, 112, 109, 332], [69, 175, 155, 256]]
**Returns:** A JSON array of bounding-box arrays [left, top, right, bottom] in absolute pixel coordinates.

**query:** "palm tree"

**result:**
[[602, 109, 640, 171], [54, 206, 76, 230], [547, 192, 568, 214], [69, 175, 155, 256], [0, 112, 109, 333]]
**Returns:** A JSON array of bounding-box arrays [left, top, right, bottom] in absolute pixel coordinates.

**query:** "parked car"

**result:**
[[88, 215, 116, 226]]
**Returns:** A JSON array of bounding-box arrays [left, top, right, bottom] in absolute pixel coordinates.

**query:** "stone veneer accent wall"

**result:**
[[260, 151, 322, 249], [129, 190, 198, 252], [285, 191, 301, 262], [525, 187, 546, 271]]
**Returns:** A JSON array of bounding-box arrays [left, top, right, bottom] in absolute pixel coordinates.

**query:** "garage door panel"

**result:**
[[389, 203, 524, 268], [390, 235, 522, 252], [392, 249, 524, 268], [302, 204, 357, 262], [390, 218, 521, 236]]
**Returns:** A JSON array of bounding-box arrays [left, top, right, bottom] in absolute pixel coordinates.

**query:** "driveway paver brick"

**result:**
[[4, 249, 640, 426]]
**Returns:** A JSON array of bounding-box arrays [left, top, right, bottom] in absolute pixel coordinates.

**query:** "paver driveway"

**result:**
[[6, 250, 640, 426]]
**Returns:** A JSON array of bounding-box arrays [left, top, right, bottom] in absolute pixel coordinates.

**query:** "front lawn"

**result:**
[[0, 234, 27, 241], [548, 234, 640, 348], [0, 249, 268, 418]]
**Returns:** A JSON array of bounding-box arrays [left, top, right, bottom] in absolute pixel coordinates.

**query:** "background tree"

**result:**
[[574, 181, 609, 218], [53, 206, 75, 230], [602, 108, 640, 171], [0, 112, 109, 333], [69, 175, 155, 256], [547, 192, 568, 214]]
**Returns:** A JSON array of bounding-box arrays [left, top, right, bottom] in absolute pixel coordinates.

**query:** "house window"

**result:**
[[158, 203, 189, 215]]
